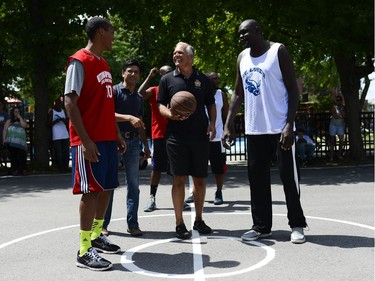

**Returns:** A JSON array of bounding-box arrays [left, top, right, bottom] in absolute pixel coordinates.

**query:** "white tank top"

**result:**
[[212, 89, 224, 142], [52, 109, 69, 141], [240, 43, 288, 135]]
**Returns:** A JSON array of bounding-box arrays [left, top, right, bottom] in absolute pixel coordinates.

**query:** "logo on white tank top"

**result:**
[[243, 67, 265, 96]]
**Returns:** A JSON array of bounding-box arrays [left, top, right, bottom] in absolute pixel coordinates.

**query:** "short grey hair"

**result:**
[[175, 42, 195, 63], [177, 42, 194, 54]]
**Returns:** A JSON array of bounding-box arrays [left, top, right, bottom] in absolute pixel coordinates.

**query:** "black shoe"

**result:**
[[176, 223, 191, 239], [213, 191, 223, 205], [127, 227, 143, 237], [193, 220, 212, 234], [76, 247, 112, 271], [91, 234, 121, 254], [183, 202, 191, 211]]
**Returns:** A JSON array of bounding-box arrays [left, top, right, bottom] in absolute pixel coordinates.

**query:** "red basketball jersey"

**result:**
[[67, 49, 117, 146], [149, 86, 168, 139]]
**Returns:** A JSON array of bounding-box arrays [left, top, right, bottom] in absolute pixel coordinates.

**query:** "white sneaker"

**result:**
[[241, 230, 272, 241], [144, 195, 156, 212], [291, 227, 306, 244]]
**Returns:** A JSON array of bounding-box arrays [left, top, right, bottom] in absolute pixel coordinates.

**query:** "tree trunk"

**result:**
[[334, 54, 365, 162], [32, 65, 51, 167], [30, 0, 50, 167]]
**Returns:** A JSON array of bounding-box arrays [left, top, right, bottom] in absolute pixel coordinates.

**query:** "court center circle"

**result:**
[[120, 235, 275, 279]]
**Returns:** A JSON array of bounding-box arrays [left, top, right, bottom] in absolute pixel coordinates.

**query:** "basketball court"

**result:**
[[0, 162, 373, 281]]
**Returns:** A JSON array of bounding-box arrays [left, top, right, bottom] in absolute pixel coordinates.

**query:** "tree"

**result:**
[[0, 0, 117, 167], [1, 0, 373, 166], [121, 0, 374, 161]]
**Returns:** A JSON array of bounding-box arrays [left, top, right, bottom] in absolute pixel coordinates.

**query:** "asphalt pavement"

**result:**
[[0, 161, 374, 281]]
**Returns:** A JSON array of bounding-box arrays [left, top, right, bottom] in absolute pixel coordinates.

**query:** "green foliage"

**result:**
[[299, 56, 340, 95], [308, 94, 335, 113], [0, 0, 373, 163]]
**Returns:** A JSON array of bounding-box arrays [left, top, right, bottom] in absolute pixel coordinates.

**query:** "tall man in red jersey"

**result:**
[[64, 17, 126, 271]]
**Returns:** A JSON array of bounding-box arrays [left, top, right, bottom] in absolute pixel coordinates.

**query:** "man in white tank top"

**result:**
[[222, 19, 307, 244]]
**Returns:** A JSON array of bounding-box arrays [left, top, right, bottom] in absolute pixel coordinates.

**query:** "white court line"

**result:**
[[0, 224, 79, 249], [120, 235, 275, 279], [187, 175, 205, 281], [1, 213, 373, 250], [1, 213, 373, 279]]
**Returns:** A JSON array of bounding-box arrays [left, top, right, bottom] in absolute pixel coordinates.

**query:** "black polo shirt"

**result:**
[[114, 82, 144, 133], [158, 67, 215, 140]]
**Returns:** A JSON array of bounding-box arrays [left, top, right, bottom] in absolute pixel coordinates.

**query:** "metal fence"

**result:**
[[225, 112, 374, 161], [11, 111, 374, 164]]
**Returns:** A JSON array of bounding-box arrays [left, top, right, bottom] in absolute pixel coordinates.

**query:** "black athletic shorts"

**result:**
[[151, 138, 168, 172], [166, 136, 209, 178], [209, 141, 226, 174]]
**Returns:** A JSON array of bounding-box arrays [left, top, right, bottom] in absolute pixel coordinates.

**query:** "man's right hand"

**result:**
[[130, 116, 145, 129], [149, 67, 158, 78], [222, 127, 236, 150], [82, 139, 100, 163]]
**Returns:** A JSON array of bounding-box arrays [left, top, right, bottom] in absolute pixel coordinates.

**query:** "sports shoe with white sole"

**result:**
[[76, 247, 112, 271], [213, 191, 223, 205], [291, 227, 306, 244], [91, 234, 121, 254], [144, 195, 157, 212], [241, 229, 272, 241]]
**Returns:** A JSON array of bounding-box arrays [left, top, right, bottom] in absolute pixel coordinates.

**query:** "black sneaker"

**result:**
[[91, 234, 121, 254], [183, 202, 191, 211], [76, 247, 112, 271], [176, 223, 192, 239], [193, 220, 212, 234], [213, 191, 223, 205]]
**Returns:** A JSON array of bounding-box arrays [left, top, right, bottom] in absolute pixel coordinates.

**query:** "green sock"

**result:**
[[91, 219, 104, 240], [79, 230, 92, 256]]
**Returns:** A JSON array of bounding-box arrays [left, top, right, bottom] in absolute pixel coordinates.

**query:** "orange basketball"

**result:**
[[170, 91, 197, 117]]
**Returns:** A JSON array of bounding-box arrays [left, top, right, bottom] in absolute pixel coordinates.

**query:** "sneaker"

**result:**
[[241, 230, 272, 241], [183, 202, 191, 211], [185, 193, 194, 203], [101, 227, 109, 236], [213, 191, 223, 205], [176, 223, 192, 239], [127, 227, 143, 237], [91, 234, 121, 254], [291, 227, 305, 244], [144, 195, 157, 212], [76, 247, 112, 271], [193, 220, 212, 234]]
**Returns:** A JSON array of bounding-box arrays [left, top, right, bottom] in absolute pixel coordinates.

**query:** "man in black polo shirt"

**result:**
[[158, 42, 217, 239], [103, 60, 150, 237]]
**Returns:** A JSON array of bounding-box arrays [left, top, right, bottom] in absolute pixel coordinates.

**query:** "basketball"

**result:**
[[170, 91, 197, 117]]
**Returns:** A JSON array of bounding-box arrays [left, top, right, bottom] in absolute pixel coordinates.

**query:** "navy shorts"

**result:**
[[209, 141, 226, 174], [166, 136, 209, 178], [151, 138, 168, 172], [71, 141, 119, 194]]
